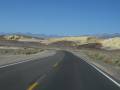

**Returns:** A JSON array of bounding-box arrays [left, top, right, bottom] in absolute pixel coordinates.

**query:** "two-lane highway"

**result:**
[[0, 51, 120, 90], [0, 51, 64, 90], [35, 51, 120, 90]]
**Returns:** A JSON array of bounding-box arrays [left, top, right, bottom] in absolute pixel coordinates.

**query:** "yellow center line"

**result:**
[[27, 82, 39, 90], [53, 62, 58, 68]]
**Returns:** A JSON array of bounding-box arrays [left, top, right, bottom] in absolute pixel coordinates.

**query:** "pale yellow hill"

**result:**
[[48, 36, 120, 50], [48, 36, 100, 45], [3, 35, 29, 40], [101, 37, 120, 49], [3, 35, 41, 42], [2, 35, 120, 50]]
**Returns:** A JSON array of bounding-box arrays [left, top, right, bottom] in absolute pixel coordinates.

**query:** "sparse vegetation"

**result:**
[[101, 37, 120, 49], [0, 34, 120, 67], [77, 43, 102, 49], [81, 49, 120, 67], [0, 48, 44, 55]]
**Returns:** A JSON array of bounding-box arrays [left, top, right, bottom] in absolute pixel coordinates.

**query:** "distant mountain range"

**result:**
[[93, 33, 120, 39], [0, 32, 120, 39], [0, 32, 63, 39]]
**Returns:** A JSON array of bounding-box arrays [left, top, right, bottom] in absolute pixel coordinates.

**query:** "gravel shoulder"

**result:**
[[71, 50, 120, 82], [0, 50, 56, 66]]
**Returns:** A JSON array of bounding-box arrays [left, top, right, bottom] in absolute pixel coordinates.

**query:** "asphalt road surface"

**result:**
[[0, 51, 119, 90]]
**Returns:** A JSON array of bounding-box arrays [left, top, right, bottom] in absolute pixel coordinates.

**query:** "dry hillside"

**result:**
[[48, 36, 120, 50], [1, 35, 120, 50], [48, 36, 101, 45], [101, 37, 120, 50]]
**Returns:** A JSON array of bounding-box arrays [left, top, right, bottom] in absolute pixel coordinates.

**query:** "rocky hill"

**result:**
[[101, 37, 120, 50], [48, 36, 120, 50], [0, 34, 120, 50]]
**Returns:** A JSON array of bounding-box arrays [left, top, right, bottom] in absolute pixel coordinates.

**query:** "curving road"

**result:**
[[0, 51, 119, 90]]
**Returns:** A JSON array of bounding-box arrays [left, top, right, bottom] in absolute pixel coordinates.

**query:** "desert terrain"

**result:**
[[0, 34, 120, 81]]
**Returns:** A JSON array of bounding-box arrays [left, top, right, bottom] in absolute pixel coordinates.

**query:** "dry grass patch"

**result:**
[[81, 49, 120, 67], [0, 48, 44, 55]]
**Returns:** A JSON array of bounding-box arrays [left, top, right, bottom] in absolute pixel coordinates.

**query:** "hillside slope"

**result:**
[[48, 36, 120, 50], [101, 37, 120, 49]]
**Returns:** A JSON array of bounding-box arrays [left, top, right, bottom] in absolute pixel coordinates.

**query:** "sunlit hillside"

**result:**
[[1, 35, 43, 42], [101, 37, 120, 49], [48, 36, 101, 45], [3, 35, 32, 40], [48, 36, 120, 50], [1, 34, 120, 50]]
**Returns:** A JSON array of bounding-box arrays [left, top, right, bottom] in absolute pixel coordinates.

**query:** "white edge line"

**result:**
[[80, 56, 120, 87], [0, 51, 56, 69], [0, 57, 34, 69], [91, 64, 120, 87]]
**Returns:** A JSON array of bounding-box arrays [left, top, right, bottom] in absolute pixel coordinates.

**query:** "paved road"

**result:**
[[0, 51, 64, 90], [0, 51, 119, 90]]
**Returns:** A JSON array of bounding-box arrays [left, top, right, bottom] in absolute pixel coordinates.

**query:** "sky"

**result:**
[[0, 0, 120, 35]]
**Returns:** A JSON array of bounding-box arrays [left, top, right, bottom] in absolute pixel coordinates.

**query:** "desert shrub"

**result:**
[[82, 49, 120, 67], [104, 59, 113, 64]]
